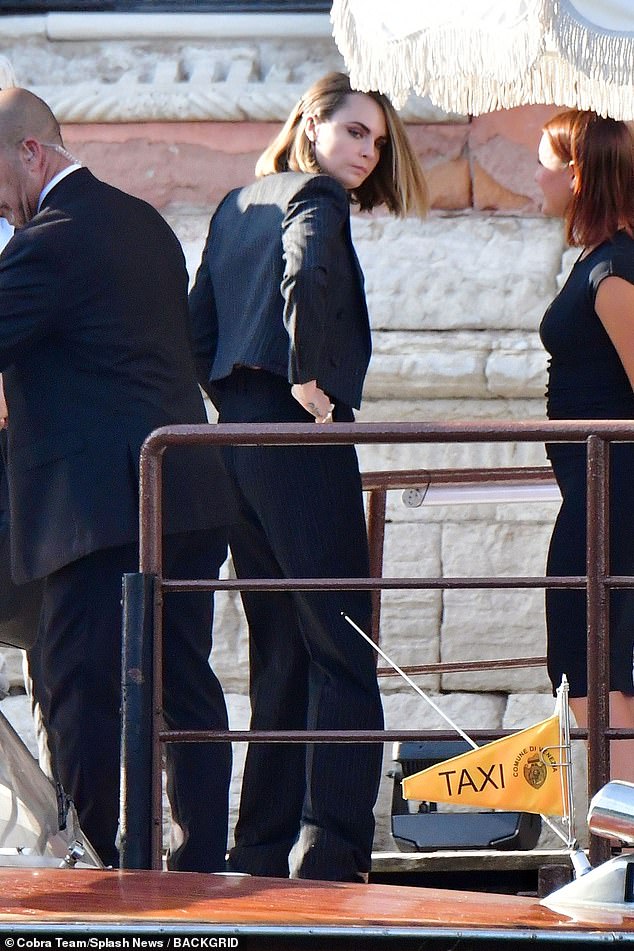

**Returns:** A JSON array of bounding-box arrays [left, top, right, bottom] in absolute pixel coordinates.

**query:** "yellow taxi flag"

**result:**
[[402, 714, 567, 816]]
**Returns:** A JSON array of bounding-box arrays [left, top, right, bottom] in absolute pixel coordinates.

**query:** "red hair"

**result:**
[[543, 110, 634, 247]]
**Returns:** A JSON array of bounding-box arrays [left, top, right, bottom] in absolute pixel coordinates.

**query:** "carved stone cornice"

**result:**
[[31, 82, 330, 124], [0, 13, 463, 124], [28, 82, 460, 125], [0, 56, 16, 88]]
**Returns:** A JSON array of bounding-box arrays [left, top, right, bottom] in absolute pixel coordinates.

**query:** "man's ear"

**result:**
[[19, 138, 39, 166], [20, 138, 45, 169]]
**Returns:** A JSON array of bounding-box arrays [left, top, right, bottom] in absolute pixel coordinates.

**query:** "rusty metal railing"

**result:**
[[120, 420, 634, 871]]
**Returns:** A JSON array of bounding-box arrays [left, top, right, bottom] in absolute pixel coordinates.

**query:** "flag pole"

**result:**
[[558, 676, 575, 846], [343, 613, 575, 849], [557, 676, 592, 874], [342, 613, 477, 749]]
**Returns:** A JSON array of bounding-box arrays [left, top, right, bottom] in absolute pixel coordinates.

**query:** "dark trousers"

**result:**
[[27, 529, 231, 870], [213, 369, 384, 882]]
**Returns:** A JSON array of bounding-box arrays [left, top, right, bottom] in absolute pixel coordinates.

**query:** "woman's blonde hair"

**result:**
[[255, 72, 429, 218], [543, 109, 634, 247]]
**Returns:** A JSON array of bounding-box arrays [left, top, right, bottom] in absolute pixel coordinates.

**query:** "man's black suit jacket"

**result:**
[[189, 172, 372, 410], [0, 168, 233, 583]]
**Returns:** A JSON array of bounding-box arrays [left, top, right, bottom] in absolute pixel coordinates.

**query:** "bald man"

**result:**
[[0, 88, 236, 870]]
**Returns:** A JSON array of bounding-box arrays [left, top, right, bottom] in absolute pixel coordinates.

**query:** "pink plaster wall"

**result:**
[[62, 104, 561, 214], [470, 104, 560, 211], [63, 122, 278, 210]]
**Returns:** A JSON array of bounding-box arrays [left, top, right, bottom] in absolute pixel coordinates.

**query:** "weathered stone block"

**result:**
[[473, 160, 535, 212], [470, 105, 561, 212], [353, 215, 565, 333], [486, 340, 549, 398], [439, 520, 551, 691], [211, 591, 249, 695], [440, 587, 550, 693], [356, 440, 550, 480], [358, 397, 546, 423], [226, 693, 251, 828], [366, 332, 489, 399], [404, 124, 471, 210], [426, 159, 472, 211], [378, 523, 443, 693], [0, 646, 27, 693], [382, 688, 507, 733], [442, 520, 551, 576]]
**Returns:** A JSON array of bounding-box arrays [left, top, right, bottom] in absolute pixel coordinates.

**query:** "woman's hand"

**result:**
[[291, 380, 334, 423]]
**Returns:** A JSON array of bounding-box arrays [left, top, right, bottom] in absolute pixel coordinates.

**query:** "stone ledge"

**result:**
[[367, 331, 547, 400], [0, 13, 334, 40]]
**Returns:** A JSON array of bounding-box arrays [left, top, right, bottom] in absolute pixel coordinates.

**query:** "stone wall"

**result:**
[[0, 12, 586, 855]]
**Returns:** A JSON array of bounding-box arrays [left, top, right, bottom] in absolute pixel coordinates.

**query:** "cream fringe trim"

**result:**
[[331, 0, 634, 119], [548, 0, 634, 87]]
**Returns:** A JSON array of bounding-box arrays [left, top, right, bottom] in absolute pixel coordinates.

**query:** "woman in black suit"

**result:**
[[189, 71, 429, 882]]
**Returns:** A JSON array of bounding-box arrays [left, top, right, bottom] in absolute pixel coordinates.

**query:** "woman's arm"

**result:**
[[595, 275, 634, 390], [281, 176, 351, 389]]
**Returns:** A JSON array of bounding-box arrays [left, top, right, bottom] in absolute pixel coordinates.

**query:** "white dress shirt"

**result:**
[[0, 217, 13, 255], [37, 164, 82, 213]]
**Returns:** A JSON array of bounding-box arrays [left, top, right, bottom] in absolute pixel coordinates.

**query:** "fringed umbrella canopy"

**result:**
[[331, 0, 634, 118]]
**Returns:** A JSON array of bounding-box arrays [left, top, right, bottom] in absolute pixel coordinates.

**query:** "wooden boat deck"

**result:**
[[1, 868, 634, 945]]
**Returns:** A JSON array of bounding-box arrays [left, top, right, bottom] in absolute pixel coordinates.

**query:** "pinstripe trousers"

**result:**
[[212, 368, 384, 882]]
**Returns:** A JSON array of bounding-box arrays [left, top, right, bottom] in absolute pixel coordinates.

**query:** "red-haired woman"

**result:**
[[536, 110, 634, 781]]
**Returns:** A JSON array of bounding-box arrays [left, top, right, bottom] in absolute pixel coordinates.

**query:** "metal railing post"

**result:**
[[138, 442, 165, 870], [367, 487, 387, 645], [120, 571, 155, 869], [586, 435, 611, 866]]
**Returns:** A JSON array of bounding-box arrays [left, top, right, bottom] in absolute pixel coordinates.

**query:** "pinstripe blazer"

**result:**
[[189, 171, 372, 409]]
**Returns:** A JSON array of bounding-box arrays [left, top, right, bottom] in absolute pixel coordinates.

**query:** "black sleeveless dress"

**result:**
[[539, 230, 634, 697]]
